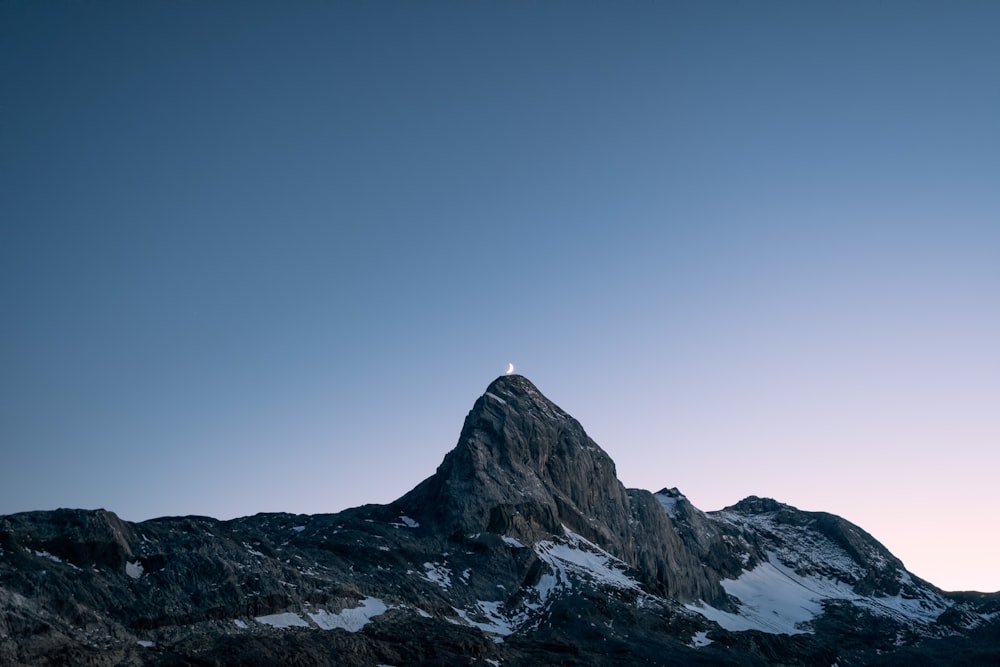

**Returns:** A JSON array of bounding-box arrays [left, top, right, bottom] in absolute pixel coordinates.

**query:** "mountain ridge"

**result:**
[[394, 374, 725, 604], [2, 375, 998, 665]]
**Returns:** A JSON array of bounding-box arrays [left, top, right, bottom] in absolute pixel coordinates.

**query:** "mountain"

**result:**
[[2, 375, 998, 666]]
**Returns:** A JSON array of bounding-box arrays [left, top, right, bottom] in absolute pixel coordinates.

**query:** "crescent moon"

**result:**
[[506, 363, 515, 375]]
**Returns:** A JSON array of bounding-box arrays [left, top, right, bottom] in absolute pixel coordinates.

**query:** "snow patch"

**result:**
[[390, 515, 420, 528], [255, 612, 310, 628], [291, 525, 306, 533], [690, 630, 712, 647], [687, 556, 828, 634], [423, 562, 452, 589], [136, 639, 154, 648], [33, 549, 63, 564], [308, 597, 388, 632], [233, 619, 248, 629], [125, 561, 144, 579], [454, 604, 512, 637], [453, 595, 542, 640], [501, 535, 526, 548], [687, 551, 953, 636], [654, 492, 680, 518], [534, 527, 640, 596]]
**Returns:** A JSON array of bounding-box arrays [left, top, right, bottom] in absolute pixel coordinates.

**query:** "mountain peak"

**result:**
[[484, 372, 532, 392], [481, 374, 572, 421], [400, 375, 618, 543], [396, 376, 725, 601]]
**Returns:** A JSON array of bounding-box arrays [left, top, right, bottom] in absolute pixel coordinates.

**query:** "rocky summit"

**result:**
[[2, 375, 999, 666]]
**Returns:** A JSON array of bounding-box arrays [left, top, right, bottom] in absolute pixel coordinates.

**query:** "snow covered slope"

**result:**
[[678, 494, 992, 640]]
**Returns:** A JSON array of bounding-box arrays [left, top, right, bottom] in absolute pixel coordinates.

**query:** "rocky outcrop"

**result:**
[[1, 375, 998, 666]]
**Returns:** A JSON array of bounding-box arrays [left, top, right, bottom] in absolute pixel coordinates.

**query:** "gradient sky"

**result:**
[[2, 1, 998, 592]]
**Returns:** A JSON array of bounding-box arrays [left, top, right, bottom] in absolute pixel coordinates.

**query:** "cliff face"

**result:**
[[2, 376, 998, 666], [397, 375, 725, 603]]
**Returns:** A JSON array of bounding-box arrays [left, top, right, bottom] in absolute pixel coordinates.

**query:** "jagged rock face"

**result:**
[[402, 374, 627, 542], [398, 375, 722, 602], [2, 376, 999, 666]]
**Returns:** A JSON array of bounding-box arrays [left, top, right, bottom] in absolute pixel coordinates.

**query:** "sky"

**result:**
[[2, 1, 998, 593]]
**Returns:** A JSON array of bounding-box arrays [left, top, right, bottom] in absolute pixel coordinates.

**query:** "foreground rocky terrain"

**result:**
[[2, 375, 999, 665]]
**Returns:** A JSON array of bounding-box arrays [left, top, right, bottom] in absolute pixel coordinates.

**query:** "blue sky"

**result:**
[[2, 1, 998, 592]]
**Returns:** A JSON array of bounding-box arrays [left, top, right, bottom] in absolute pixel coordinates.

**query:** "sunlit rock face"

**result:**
[[2, 377, 999, 666]]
